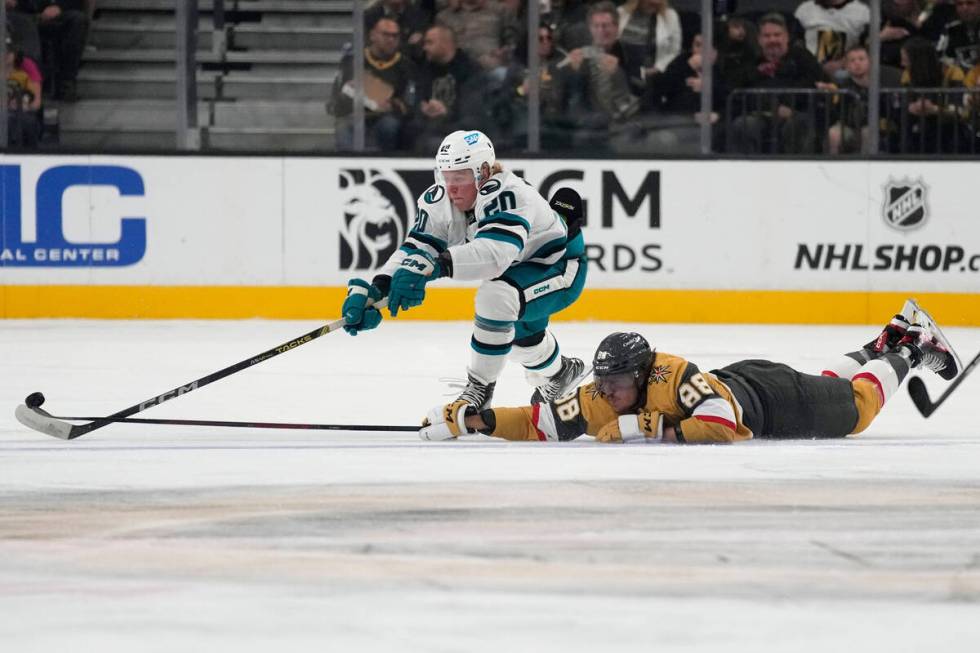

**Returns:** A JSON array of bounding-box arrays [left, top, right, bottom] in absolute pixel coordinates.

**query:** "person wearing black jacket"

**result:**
[[937, 0, 980, 70], [329, 17, 417, 151], [649, 33, 726, 116], [727, 12, 829, 154], [16, 0, 88, 102], [410, 24, 487, 153]]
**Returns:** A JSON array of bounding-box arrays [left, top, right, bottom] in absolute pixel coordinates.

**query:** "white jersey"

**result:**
[[378, 170, 569, 281], [795, 0, 870, 63]]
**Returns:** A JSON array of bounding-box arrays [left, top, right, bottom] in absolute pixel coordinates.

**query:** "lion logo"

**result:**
[[338, 169, 415, 270]]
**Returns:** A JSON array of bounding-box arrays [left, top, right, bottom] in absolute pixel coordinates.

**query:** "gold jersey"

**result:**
[[489, 352, 754, 444]]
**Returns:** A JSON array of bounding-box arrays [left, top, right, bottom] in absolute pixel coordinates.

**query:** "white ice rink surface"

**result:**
[[2, 318, 979, 652]]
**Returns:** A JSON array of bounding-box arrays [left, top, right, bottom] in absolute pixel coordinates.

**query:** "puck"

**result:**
[[25, 392, 45, 408]]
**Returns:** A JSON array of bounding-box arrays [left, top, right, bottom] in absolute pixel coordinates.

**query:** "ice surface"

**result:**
[[2, 319, 979, 652]]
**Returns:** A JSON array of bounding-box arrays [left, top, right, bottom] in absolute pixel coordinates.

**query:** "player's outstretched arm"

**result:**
[[419, 401, 545, 441]]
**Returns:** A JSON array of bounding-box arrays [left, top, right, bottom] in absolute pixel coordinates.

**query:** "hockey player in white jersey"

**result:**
[[341, 129, 589, 409]]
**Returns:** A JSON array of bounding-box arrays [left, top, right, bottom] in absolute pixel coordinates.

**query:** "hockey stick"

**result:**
[[15, 299, 388, 440], [907, 349, 980, 418], [15, 404, 417, 432]]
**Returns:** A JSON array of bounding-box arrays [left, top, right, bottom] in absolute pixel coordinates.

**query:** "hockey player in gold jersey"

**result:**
[[419, 299, 961, 443]]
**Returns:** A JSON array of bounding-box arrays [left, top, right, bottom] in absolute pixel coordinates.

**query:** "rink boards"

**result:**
[[0, 155, 978, 324]]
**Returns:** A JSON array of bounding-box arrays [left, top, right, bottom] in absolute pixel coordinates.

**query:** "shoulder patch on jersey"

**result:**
[[479, 179, 502, 196], [423, 184, 445, 204], [649, 364, 671, 385]]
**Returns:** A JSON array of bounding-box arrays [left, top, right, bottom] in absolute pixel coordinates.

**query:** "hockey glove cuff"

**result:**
[[342, 278, 384, 335], [388, 251, 442, 317], [420, 399, 475, 441], [596, 411, 664, 443]]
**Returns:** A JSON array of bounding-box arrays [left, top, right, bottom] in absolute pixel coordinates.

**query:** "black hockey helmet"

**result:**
[[592, 332, 654, 407], [593, 332, 654, 379]]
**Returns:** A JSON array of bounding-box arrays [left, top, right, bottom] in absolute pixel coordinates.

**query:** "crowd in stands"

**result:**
[[5, 0, 92, 147], [335, 0, 980, 155]]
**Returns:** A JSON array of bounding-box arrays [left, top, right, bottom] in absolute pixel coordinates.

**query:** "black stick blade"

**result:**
[[907, 376, 936, 418]]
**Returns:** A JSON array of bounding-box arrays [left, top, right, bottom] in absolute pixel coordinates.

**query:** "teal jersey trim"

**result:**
[[529, 236, 567, 261], [470, 336, 512, 356], [407, 229, 448, 253], [475, 230, 525, 251], [475, 314, 515, 331], [478, 211, 531, 233], [525, 345, 560, 371]]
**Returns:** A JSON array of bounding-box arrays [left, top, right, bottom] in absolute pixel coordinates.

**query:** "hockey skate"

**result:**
[[530, 356, 589, 404], [864, 298, 917, 354], [897, 312, 962, 381], [455, 372, 496, 411]]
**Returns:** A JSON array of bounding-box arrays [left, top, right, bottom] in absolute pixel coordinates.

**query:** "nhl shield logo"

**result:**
[[882, 178, 928, 231]]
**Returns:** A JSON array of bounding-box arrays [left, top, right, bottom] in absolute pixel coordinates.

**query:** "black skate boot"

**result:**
[[456, 371, 496, 411], [897, 321, 961, 381], [864, 298, 916, 354], [530, 356, 588, 404]]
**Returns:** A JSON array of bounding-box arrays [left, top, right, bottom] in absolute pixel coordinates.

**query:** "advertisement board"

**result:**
[[1, 155, 977, 323]]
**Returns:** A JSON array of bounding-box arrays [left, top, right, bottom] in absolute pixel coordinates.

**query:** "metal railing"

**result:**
[[725, 87, 980, 155], [880, 87, 980, 155], [725, 88, 864, 155]]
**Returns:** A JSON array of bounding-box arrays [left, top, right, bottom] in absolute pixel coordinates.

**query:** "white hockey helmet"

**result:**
[[434, 130, 495, 186]]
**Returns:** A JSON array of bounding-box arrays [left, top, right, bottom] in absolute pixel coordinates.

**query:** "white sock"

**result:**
[[822, 350, 873, 378], [510, 331, 562, 386], [850, 352, 912, 405]]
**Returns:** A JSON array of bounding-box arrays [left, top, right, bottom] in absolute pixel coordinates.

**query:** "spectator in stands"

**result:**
[[650, 32, 726, 118], [562, 1, 642, 149], [794, 0, 871, 80], [884, 36, 966, 151], [364, 0, 431, 62], [329, 17, 417, 152], [552, 0, 597, 51], [820, 44, 903, 153], [918, 0, 959, 41], [717, 16, 759, 88], [880, 0, 926, 69], [501, 21, 578, 149], [436, 0, 517, 75], [727, 12, 828, 154], [821, 44, 874, 153], [937, 0, 980, 70], [617, 0, 683, 96], [410, 23, 486, 152], [16, 0, 88, 102], [903, 34, 965, 88], [6, 0, 42, 63], [5, 33, 42, 147]]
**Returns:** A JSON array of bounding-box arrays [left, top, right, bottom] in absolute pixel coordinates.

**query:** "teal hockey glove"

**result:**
[[342, 278, 384, 335], [388, 252, 442, 317]]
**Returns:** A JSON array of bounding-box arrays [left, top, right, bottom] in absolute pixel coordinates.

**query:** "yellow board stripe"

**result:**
[[2, 286, 979, 325]]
